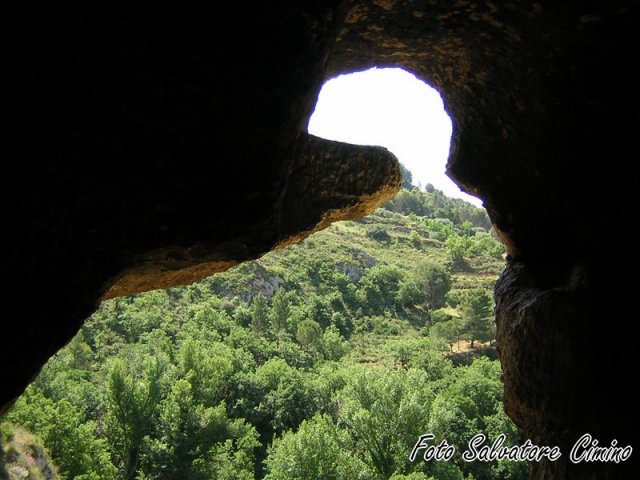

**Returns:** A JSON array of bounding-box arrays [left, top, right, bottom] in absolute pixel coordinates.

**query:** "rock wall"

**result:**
[[3, 2, 639, 478]]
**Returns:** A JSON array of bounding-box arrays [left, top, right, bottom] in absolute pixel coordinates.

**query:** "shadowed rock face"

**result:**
[[3, 2, 639, 478]]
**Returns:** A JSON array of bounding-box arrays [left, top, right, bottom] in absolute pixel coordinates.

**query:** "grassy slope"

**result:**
[[222, 209, 502, 297], [208, 205, 505, 363]]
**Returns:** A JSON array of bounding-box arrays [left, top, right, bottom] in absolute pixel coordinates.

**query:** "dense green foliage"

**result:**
[[1, 180, 520, 479]]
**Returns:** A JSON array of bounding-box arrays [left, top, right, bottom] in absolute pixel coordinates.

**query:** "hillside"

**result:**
[[203, 197, 504, 356], [1, 184, 526, 480]]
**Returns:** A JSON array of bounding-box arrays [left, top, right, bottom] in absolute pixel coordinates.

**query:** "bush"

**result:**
[[296, 320, 323, 349]]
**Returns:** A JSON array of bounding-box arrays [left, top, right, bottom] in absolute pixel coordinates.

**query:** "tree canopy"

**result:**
[[1, 171, 514, 479]]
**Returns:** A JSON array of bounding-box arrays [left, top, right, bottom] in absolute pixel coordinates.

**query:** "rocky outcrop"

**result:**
[[103, 135, 401, 299], [3, 2, 639, 478]]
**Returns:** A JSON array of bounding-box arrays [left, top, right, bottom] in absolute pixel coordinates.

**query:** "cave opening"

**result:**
[[308, 67, 480, 206]]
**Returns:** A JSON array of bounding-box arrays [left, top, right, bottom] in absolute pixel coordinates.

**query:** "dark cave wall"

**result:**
[[3, 2, 639, 478]]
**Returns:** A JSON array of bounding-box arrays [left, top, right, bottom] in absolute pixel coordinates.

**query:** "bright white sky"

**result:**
[[308, 67, 482, 206]]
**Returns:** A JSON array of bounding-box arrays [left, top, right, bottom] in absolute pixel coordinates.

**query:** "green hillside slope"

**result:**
[[2, 184, 527, 480]]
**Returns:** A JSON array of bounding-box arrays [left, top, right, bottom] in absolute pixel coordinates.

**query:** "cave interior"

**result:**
[[3, 2, 639, 478]]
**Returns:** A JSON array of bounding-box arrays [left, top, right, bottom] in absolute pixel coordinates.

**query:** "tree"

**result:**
[[296, 320, 322, 350], [386, 189, 426, 216], [470, 231, 506, 259], [309, 296, 332, 328], [234, 305, 252, 328], [321, 325, 348, 361], [251, 293, 269, 336], [178, 338, 234, 405], [358, 265, 405, 313], [446, 233, 472, 266], [145, 379, 257, 480], [336, 367, 434, 478], [265, 414, 371, 480], [67, 330, 93, 370], [427, 358, 514, 480], [459, 288, 493, 348], [397, 279, 422, 309], [430, 319, 464, 352], [424, 218, 455, 241], [414, 262, 451, 310], [399, 163, 414, 190], [270, 287, 289, 335], [106, 355, 166, 479], [254, 359, 316, 434]]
